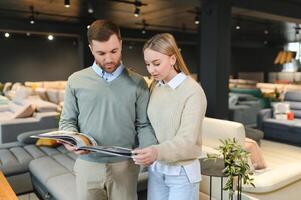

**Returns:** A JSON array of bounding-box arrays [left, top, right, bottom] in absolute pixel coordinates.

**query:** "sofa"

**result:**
[[230, 87, 270, 108], [229, 93, 262, 127], [0, 96, 59, 144], [2, 118, 301, 200], [258, 91, 301, 146]]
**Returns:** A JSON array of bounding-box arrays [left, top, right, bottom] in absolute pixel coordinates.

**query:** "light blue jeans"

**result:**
[[147, 167, 200, 200]]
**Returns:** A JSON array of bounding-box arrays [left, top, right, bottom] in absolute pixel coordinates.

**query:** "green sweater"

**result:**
[[59, 67, 157, 163], [148, 77, 207, 165]]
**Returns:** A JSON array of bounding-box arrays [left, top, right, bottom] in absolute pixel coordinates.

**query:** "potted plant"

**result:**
[[205, 138, 255, 200]]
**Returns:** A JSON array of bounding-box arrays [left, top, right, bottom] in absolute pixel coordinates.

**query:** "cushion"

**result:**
[[34, 87, 48, 101], [244, 138, 267, 170], [36, 139, 60, 147], [11, 86, 32, 103], [22, 96, 58, 112], [273, 102, 290, 119], [0, 95, 9, 105], [13, 103, 35, 118], [17, 128, 58, 144], [46, 89, 60, 104]]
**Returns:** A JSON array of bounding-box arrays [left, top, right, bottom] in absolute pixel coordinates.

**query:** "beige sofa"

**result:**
[[200, 117, 301, 200]]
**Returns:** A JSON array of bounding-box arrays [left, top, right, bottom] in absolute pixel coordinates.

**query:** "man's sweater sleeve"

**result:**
[[155, 89, 207, 163], [135, 79, 158, 148], [59, 79, 79, 132]]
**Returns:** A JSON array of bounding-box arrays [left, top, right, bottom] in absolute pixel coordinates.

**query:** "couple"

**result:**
[[59, 19, 207, 200]]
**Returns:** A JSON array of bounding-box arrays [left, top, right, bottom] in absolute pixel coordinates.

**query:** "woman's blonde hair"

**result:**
[[143, 33, 190, 75]]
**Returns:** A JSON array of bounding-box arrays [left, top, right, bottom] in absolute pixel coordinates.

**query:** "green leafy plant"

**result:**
[[206, 138, 255, 200]]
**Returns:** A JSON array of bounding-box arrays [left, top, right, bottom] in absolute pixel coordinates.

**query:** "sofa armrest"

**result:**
[[0, 113, 59, 143], [243, 163, 301, 194], [17, 128, 58, 145], [202, 117, 245, 148], [257, 109, 272, 130]]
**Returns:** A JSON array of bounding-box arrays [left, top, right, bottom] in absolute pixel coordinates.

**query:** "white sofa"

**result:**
[[200, 117, 301, 200]]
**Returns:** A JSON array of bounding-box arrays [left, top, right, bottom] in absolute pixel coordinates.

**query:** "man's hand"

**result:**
[[132, 146, 158, 166], [60, 142, 90, 155]]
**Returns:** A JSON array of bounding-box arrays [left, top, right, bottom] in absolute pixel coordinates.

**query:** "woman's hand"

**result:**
[[60, 142, 90, 155], [132, 146, 158, 166]]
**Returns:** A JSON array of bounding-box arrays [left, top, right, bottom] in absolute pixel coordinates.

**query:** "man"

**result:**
[[59, 19, 157, 200]]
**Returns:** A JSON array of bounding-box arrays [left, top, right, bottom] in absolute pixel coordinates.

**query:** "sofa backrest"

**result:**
[[284, 91, 301, 119], [202, 117, 245, 148]]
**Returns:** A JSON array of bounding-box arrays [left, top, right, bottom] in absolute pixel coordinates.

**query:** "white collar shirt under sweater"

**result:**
[[149, 73, 207, 183]]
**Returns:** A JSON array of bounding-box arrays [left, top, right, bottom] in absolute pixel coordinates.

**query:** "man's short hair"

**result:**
[[87, 20, 121, 44]]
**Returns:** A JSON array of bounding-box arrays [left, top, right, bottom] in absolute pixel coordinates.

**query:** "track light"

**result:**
[[141, 19, 147, 34], [29, 15, 35, 24], [194, 15, 199, 25], [235, 17, 241, 30], [88, 2, 94, 14], [134, 7, 140, 17], [29, 6, 35, 24], [4, 33, 10, 38], [65, 0, 70, 8]]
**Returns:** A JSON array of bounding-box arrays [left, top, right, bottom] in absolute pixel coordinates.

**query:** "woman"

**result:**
[[132, 33, 207, 200]]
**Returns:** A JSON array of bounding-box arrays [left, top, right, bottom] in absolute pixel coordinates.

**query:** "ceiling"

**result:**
[[1, 0, 301, 44]]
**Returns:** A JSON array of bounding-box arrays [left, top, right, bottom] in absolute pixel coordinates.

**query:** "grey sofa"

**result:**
[[0, 112, 59, 144], [258, 91, 301, 145], [0, 129, 147, 200], [229, 93, 262, 127]]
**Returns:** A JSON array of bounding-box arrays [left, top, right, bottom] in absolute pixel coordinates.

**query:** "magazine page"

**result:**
[[31, 130, 97, 147], [78, 146, 133, 158]]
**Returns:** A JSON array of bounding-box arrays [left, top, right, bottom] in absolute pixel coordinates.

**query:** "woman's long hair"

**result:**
[[143, 33, 190, 75]]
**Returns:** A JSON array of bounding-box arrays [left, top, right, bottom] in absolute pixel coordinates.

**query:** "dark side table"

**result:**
[[200, 158, 242, 200]]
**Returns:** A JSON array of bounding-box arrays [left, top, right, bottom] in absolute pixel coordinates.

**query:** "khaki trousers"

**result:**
[[74, 158, 140, 200]]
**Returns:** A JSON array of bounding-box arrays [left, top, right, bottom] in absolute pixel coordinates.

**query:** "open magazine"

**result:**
[[31, 130, 133, 158]]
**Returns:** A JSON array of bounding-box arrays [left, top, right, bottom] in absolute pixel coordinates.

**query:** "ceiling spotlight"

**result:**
[[264, 29, 269, 35], [87, 25, 90, 29], [48, 35, 54, 41], [194, 15, 199, 25], [64, 0, 70, 8], [4, 33, 10, 38], [88, 2, 94, 14], [134, 7, 140, 17], [29, 6, 35, 24], [26, 32, 31, 36], [29, 15, 35, 24], [141, 19, 147, 34], [235, 17, 241, 30]]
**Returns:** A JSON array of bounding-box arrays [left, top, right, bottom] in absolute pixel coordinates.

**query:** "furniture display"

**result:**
[[257, 91, 301, 146], [1, 118, 301, 200]]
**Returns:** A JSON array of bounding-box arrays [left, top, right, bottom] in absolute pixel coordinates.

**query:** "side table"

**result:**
[[200, 158, 242, 200]]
